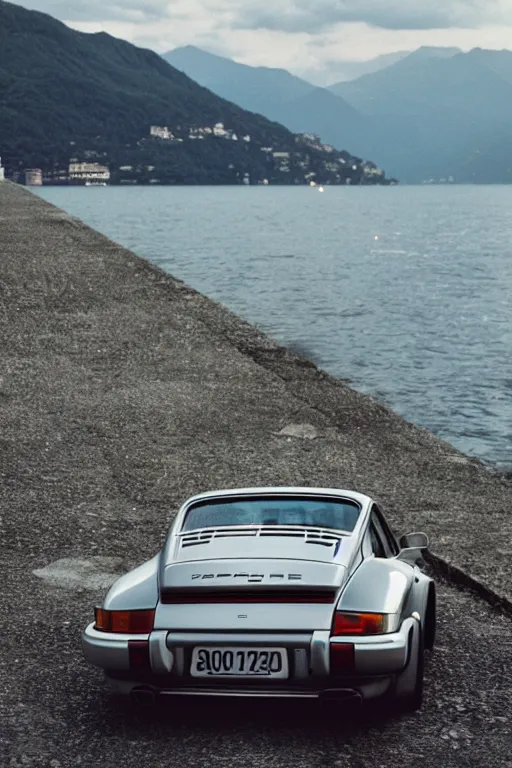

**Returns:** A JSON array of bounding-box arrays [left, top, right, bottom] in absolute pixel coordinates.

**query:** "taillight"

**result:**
[[332, 612, 385, 636], [94, 608, 155, 634]]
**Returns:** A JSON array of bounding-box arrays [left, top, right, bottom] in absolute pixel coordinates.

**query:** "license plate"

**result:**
[[190, 647, 289, 678]]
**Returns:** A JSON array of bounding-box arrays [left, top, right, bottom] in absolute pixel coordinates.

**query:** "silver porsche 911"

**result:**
[[82, 487, 436, 711]]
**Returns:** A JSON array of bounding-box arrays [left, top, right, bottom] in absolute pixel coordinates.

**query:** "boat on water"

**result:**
[[85, 181, 107, 187]]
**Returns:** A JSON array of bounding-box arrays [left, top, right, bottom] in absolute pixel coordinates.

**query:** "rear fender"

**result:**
[[404, 571, 436, 646], [103, 554, 160, 610], [337, 558, 414, 625]]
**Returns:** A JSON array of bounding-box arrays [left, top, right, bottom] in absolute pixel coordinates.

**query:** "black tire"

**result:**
[[424, 585, 436, 651], [398, 628, 424, 713]]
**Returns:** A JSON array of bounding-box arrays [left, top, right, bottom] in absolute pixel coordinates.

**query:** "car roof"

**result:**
[[180, 487, 373, 508]]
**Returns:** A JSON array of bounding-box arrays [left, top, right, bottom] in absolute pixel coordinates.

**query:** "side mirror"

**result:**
[[396, 532, 428, 565], [399, 532, 428, 550]]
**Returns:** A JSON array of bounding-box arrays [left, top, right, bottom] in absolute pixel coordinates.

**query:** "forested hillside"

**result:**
[[0, 1, 392, 185]]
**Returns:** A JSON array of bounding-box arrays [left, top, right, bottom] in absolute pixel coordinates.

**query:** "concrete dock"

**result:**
[[1, 181, 511, 767]]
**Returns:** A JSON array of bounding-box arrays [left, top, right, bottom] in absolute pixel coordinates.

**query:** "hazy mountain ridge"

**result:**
[[322, 51, 412, 84], [164, 46, 369, 167], [333, 47, 512, 181], [166, 44, 512, 182], [163, 46, 314, 109], [326, 47, 461, 89]]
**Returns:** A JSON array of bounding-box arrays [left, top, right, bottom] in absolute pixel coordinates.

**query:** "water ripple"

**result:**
[[36, 185, 512, 468]]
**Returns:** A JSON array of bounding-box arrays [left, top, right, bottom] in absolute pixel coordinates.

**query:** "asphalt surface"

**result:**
[[1, 181, 512, 767]]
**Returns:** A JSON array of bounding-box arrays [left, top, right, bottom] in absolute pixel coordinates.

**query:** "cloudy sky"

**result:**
[[10, 0, 512, 82]]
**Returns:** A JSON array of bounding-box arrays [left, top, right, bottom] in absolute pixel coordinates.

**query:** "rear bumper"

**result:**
[[83, 617, 416, 700], [107, 676, 379, 703]]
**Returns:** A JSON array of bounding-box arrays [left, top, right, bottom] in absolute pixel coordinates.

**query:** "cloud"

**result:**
[[232, 0, 504, 33], [16, 0, 173, 23], [10, 0, 512, 85], [16, 0, 506, 30]]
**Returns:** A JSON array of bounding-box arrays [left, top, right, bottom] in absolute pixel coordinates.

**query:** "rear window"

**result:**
[[182, 496, 361, 533]]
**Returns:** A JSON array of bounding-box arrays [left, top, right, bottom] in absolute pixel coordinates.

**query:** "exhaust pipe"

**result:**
[[131, 686, 157, 707], [320, 689, 363, 706]]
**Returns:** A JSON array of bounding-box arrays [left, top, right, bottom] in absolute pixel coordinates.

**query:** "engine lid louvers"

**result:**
[[179, 526, 343, 549]]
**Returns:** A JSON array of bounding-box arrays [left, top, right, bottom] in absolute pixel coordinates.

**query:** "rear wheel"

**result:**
[[424, 585, 436, 651], [393, 623, 424, 713]]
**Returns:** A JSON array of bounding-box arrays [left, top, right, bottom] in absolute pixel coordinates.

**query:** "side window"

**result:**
[[373, 505, 400, 557], [370, 506, 397, 558], [369, 521, 386, 558]]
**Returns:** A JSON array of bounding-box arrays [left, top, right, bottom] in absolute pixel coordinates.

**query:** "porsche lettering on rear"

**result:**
[[82, 486, 436, 713], [191, 572, 303, 581]]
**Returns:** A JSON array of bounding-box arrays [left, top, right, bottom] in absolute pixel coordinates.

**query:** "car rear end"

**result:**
[[82, 490, 416, 705], [83, 552, 414, 705], [83, 596, 415, 706]]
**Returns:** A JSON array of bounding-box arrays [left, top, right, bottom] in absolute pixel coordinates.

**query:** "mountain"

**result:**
[[164, 43, 512, 182], [167, 44, 512, 182], [403, 45, 462, 60], [331, 47, 512, 182], [323, 51, 411, 84], [270, 87, 366, 152], [0, 1, 390, 185], [329, 47, 461, 97], [331, 47, 471, 113], [163, 46, 367, 160], [163, 46, 315, 114]]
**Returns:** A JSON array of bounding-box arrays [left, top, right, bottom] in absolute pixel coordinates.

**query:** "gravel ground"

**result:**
[[1, 181, 512, 767], [3, 571, 512, 768]]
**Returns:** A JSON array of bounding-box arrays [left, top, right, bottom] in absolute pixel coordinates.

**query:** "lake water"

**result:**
[[35, 185, 512, 468]]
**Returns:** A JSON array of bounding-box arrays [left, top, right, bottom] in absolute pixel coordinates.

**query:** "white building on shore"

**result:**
[[68, 162, 110, 184], [150, 125, 173, 140], [0, 156, 5, 182]]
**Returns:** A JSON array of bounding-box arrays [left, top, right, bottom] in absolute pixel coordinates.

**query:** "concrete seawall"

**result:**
[[3, 180, 512, 767], [1, 180, 511, 604]]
